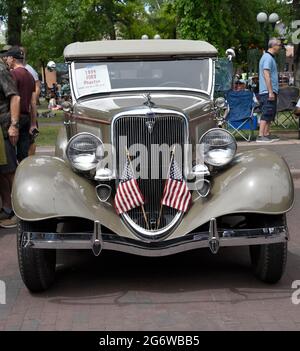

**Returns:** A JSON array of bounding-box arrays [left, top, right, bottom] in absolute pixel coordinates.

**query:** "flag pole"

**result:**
[[157, 145, 176, 230], [125, 148, 149, 230]]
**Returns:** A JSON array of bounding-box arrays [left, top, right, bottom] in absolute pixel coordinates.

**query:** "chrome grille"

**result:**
[[113, 110, 187, 238]]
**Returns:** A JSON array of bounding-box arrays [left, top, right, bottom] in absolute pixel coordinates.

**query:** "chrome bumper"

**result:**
[[21, 219, 289, 257]]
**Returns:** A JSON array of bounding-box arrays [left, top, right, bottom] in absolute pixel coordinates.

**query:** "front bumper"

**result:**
[[21, 219, 289, 257]]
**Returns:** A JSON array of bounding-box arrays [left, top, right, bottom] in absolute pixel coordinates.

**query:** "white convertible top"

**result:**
[[64, 39, 218, 59]]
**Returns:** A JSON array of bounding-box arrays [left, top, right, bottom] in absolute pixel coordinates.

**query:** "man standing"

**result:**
[[4, 46, 37, 162], [0, 52, 20, 228], [256, 38, 282, 143]]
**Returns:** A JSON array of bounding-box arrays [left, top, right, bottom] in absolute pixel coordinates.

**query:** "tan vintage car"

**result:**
[[13, 40, 294, 292]]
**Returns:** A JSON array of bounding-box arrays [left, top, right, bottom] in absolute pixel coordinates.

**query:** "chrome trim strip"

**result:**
[[208, 58, 214, 98], [23, 226, 289, 257]]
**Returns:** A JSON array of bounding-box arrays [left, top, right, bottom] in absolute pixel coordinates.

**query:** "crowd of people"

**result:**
[[0, 45, 40, 229]]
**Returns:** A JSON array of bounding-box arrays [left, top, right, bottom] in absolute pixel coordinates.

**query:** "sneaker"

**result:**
[[0, 215, 18, 229], [256, 136, 274, 143], [0, 209, 13, 221], [266, 134, 280, 141]]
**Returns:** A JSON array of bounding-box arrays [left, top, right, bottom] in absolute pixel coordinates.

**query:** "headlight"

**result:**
[[214, 97, 226, 108], [199, 128, 237, 167], [66, 133, 103, 172]]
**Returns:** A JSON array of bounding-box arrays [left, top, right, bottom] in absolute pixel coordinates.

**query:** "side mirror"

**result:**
[[225, 48, 235, 61]]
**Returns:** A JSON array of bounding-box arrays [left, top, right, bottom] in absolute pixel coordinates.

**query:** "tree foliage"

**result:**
[[175, 0, 292, 62], [21, 0, 152, 66], [0, 0, 295, 72]]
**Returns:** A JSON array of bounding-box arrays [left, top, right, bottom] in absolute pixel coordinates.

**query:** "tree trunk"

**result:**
[[7, 0, 23, 45]]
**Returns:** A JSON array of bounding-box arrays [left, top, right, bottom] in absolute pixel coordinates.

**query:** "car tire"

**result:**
[[17, 220, 56, 292], [250, 242, 287, 284]]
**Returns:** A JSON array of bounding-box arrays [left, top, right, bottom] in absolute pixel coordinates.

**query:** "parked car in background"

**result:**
[[13, 40, 294, 292]]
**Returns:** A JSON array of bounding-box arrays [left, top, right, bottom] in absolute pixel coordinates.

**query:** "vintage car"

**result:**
[[13, 40, 294, 292]]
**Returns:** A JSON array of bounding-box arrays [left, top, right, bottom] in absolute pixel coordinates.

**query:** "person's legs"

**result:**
[[0, 171, 18, 227], [17, 116, 30, 162], [0, 138, 17, 225], [263, 121, 271, 136], [258, 119, 268, 137], [0, 172, 14, 210], [256, 94, 278, 142]]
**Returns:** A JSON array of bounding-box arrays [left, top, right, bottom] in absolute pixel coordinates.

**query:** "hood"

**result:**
[[74, 92, 213, 122]]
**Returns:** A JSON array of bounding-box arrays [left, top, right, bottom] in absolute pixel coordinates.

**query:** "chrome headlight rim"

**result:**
[[214, 97, 226, 109], [199, 128, 237, 167], [66, 132, 103, 172]]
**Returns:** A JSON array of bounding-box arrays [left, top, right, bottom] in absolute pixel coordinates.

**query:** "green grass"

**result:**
[[35, 125, 61, 146], [35, 99, 63, 145], [37, 98, 64, 124], [37, 111, 64, 124]]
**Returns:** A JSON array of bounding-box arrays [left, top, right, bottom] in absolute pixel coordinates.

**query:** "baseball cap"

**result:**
[[235, 79, 247, 85], [0, 46, 24, 59]]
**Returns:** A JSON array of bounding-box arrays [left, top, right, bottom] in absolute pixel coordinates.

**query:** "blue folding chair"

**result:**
[[225, 90, 257, 142]]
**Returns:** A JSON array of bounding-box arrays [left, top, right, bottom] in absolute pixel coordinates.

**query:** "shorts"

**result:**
[[0, 138, 17, 174], [259, 93, 277, 122]]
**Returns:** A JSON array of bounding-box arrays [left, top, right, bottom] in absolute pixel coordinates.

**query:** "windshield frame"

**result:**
[[70, 58, 214, 101]]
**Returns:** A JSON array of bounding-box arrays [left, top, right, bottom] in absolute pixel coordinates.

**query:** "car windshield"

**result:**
[[72, 59, 212, 98]]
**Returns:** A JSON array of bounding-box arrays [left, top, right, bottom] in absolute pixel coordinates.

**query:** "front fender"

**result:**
[[12, 156, 134, 238], [171, 148, 294, 238]]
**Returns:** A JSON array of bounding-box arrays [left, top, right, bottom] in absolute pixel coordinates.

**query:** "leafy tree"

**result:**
[[175, 0, 291, 63], [22, 0, 151, 67], [144, 0, 178, 38]]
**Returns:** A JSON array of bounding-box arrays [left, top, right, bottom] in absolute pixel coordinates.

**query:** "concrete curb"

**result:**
[[237, 140, 300, 146]]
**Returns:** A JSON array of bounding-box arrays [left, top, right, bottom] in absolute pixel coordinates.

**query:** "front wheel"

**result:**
[[250, 242, 287, 284], [17, 220, 56, 292]]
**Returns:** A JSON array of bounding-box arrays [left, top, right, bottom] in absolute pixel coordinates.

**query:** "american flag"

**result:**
[[114, 157, 144, 215], [161, 157, 191, 213]]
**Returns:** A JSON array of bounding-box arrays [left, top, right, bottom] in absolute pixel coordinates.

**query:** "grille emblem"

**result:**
[[145, 120, 155, 133]]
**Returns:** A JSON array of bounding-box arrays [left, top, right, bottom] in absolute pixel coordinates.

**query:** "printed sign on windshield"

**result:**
[[75, 64, 111, 96]]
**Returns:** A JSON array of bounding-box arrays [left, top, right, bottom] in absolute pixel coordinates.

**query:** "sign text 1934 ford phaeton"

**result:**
[[13, 40, 294, 292]]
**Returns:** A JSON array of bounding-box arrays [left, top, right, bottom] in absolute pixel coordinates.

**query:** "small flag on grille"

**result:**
[[114, 157, 145, 215], [161, 157, 191, 213]]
